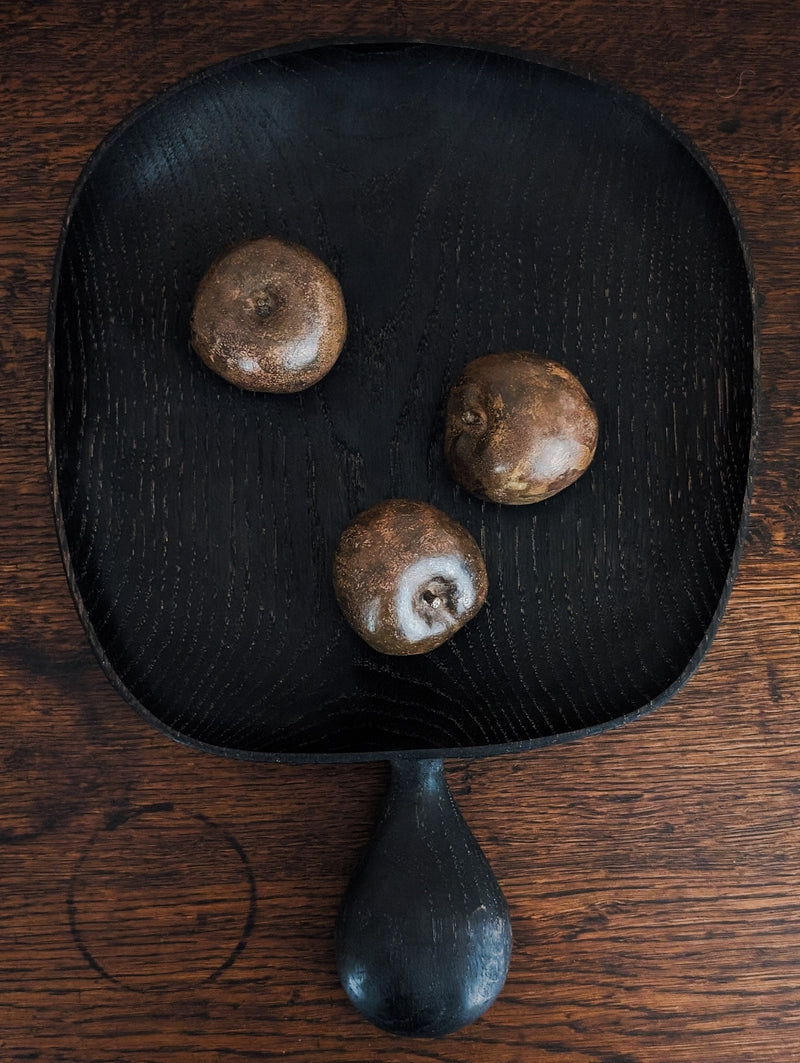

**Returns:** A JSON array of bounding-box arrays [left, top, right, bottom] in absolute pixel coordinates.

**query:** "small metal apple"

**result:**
[[190, 235, 346, 393], [333, 499, 488, 655], [445, 351, 598, 504]]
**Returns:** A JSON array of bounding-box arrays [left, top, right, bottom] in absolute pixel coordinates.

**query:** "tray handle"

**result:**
[[335, 757, 512, 1036]]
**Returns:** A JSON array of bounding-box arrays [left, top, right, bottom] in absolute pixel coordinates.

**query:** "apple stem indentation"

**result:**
[[254, 291, 276, 319], [423, 589, 443, 609], [461, 409, 486, 430]]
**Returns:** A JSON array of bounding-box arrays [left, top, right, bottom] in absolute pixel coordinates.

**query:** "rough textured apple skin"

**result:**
[[333, 499, 488, 656], [445, 351, 598, 504], [190, 235, 346, 393]]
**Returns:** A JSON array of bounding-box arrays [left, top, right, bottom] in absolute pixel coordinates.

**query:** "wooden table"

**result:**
[[3, 2, 798, 1060]]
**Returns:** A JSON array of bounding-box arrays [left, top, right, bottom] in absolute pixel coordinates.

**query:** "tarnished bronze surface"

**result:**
[[190, 236, 346, 393], [445, 352, 598, 504], [333, 499, 488, 655]]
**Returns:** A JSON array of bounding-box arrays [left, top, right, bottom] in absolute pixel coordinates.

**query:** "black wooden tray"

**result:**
[[47, 40, 757, 1037]]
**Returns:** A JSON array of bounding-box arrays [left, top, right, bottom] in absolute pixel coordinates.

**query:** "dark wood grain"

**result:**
[[47, 38, 754, 759], [2, 2, 799, 1061], [336, 759, 511, 1036]]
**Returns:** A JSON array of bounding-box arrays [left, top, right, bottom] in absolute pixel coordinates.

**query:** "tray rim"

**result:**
[[45, 34, 761, 766]]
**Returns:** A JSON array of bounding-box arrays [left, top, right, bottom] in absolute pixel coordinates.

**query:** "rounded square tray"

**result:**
[[48, 40, 757, 761]]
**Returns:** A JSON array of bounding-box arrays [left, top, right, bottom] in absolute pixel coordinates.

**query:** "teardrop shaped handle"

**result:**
[[335, 757, 512, 1037]]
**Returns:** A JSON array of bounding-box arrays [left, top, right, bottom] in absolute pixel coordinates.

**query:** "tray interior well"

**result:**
[[49, 42, 756, 760]]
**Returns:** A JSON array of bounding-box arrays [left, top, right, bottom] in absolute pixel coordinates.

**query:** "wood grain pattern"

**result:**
[[335, 758, 511, 1036], [2, 1, 799, 1060], [68, 804, 257, 992], [48, 39, 754, 760]]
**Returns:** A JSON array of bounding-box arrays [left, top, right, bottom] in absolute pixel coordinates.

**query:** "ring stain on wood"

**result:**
[[67, 804, 257, 992]]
